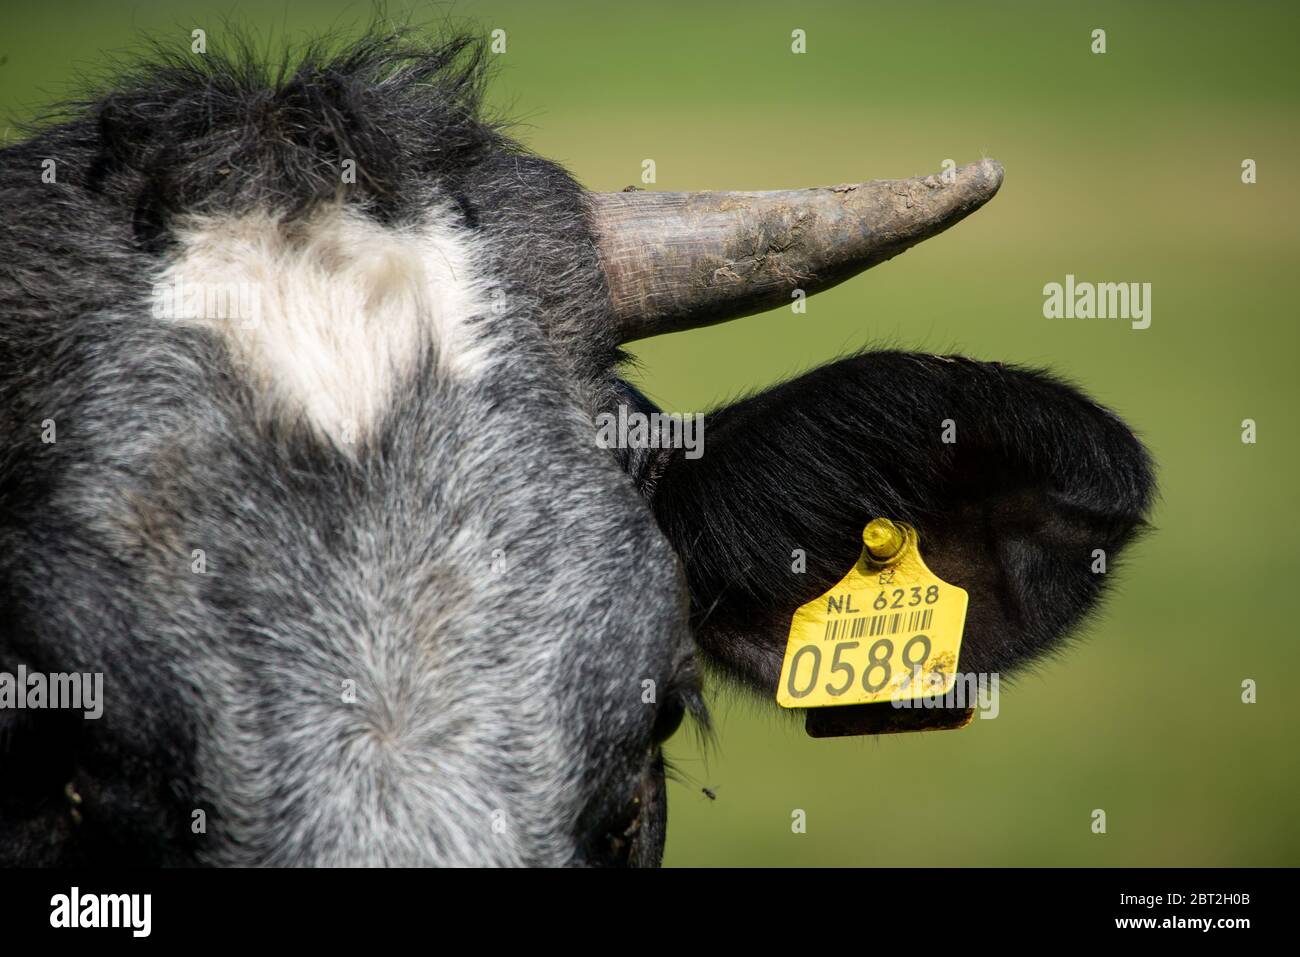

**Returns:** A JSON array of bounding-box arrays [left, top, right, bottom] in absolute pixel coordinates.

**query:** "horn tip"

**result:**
[[970, 158, 1005, 196]]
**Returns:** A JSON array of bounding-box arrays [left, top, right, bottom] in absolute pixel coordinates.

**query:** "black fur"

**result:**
[[644, 352, 1155, 690]]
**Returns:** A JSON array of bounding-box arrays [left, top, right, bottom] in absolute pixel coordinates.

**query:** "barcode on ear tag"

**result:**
[[776, 520, 969, 721]]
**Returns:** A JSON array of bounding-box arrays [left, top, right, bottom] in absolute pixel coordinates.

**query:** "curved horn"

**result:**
[[589, 159, 1003, 343]]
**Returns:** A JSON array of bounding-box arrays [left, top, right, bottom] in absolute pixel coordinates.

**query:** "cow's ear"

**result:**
[[642, 352, 1155, 694]]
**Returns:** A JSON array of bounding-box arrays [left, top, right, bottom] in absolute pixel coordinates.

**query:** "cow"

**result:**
[[0, 30, 1154, 866]]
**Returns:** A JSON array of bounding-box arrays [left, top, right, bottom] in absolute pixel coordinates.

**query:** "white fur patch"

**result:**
[[154, 205, 495, 444]]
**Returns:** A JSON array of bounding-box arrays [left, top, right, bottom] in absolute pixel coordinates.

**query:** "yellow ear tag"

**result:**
[[776, 519, 969, 712]]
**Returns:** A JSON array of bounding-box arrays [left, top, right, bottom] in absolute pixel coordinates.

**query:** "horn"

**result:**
[[589, 159, 1003, 343]]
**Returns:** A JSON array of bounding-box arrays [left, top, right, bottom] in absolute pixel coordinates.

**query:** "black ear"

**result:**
[[641, 352, 1155, 693]]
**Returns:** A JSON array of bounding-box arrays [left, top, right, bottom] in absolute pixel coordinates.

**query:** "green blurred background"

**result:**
[[3, 0, 1296, 865]]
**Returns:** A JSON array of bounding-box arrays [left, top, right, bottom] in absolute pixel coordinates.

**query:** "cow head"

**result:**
[[0, 31, 1153, 866]]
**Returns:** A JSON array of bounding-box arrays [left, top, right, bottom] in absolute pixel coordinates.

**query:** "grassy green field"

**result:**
[[4, 0, 1297, 865]]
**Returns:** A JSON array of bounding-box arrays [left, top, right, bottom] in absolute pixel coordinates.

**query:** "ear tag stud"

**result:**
[[776, 518, 974, 737]]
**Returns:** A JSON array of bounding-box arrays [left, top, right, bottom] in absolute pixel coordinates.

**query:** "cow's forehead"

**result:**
[[0, 27, 724, 865], [1, 122, 691, 867]]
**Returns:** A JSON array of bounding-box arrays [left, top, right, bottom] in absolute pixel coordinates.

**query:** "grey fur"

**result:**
[[0, 31, 693, 866]]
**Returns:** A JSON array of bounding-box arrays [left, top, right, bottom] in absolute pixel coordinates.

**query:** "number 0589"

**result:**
[[784, 633, 935, 701]]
